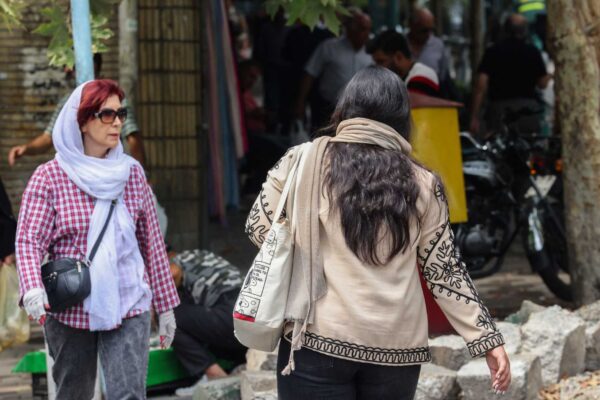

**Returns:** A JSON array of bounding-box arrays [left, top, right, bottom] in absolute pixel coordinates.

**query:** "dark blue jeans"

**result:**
[[277, 339, 421, 400]]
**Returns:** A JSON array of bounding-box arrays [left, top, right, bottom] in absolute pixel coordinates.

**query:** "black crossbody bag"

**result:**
[[41, 200, 117, 312]]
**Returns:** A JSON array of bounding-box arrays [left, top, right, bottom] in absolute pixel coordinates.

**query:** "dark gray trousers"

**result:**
[[44, 312, 151, 400], [172, 292, 246, 378]]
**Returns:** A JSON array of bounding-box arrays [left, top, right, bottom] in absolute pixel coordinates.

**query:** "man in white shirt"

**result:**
[[368, 30, 440, 97], [294, 8, 373, 129]]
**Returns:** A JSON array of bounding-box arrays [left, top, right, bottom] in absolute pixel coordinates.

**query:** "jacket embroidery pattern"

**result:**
[[288, 331, 433, 365], [418, 183, 503, 357]]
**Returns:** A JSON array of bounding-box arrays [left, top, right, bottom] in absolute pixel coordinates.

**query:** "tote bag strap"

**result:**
[[272, 142, 311, 224]]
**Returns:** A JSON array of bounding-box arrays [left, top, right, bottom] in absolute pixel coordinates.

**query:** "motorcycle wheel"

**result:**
[[527, 247, 573, 302], [544, 179, 569, 273]]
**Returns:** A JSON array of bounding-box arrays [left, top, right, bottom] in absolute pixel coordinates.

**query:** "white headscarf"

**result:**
[[53, 81, 150, 331]]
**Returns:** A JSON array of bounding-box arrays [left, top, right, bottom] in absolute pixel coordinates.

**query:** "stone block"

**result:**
[[241, 370, 277, 400], [193, 376, 241, 400], [496, 321, 521, 355], [576, 300, 600, 323], [457, 353, 542, 400], [429, 335, 470, 370], [504, 300, 546, 325], [521, 306, 586, 386], [251, 391, 277, 400], [585, 322, 600, 371], [246, 349, 278, 372], [415, 363, 459, 400]]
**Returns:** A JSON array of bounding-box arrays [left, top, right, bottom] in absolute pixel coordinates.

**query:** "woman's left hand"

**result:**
[[158, 310, 176, 349], [486, 346, 511, 394]]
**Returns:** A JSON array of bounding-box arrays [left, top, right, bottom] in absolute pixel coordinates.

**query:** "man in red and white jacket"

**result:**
[[368, 30, 440, 97]]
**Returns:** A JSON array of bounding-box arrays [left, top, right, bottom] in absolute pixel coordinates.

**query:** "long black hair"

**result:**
[[323, 66, 421, 265]]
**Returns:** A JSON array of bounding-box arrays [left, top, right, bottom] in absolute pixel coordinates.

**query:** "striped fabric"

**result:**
[[406, 62, 440, 97]]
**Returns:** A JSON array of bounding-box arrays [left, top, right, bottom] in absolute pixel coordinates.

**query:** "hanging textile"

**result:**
[[203, 0, 249, 221]]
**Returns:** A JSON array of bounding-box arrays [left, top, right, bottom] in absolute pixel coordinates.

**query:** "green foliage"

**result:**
[[265, 0, 366, 35], [0, 0, 25, 29], [32, 0, 119, 68], [33, 7, 73, 67]]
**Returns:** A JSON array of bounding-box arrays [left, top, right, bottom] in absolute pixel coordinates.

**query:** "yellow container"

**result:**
[[410, 93, 467, 223]]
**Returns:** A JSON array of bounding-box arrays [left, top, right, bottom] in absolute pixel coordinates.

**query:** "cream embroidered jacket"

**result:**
[[245, 146, 505, 366]]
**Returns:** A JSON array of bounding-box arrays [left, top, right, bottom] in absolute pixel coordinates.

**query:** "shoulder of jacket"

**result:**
[[413, 165, 439, 199]]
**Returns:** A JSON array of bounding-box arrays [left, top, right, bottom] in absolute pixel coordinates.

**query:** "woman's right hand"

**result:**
[[485, 346, 511, 394], [23, 288, 50, 325]]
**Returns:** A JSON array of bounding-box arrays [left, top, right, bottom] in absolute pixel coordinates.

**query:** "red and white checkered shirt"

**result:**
[[16, 159, 180, 330]]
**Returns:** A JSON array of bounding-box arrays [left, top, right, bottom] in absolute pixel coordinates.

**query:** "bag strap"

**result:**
[[272, 143, 310, 223], [87, 199, 118, 264], [290, 143, 311, 235]]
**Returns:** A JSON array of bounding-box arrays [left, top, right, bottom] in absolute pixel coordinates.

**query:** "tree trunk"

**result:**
[[119, 0, 138, 106], [548, 0, 600, 305]]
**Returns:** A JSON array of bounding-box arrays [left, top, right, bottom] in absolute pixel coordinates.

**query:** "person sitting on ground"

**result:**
[[368, 30, 440, 97], [168, 248, 247, 390]]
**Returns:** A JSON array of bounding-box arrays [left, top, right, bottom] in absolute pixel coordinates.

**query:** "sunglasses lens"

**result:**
[[98, 108, 127, 123], [99, 110, 116, 123], [117, 109, 128, 122]]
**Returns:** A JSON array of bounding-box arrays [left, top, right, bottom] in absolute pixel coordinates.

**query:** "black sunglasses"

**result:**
[[94, 107, 128, 124]]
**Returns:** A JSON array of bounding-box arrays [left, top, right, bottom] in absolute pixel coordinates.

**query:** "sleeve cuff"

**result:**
[[152, 296, 180, 314], [467, 331, 505, 358]]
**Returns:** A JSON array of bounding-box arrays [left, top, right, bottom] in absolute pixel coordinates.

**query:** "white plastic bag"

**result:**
[[0, 264, 30, 352]]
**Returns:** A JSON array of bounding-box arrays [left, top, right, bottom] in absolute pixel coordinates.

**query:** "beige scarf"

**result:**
[[282, 117, 413, 374]]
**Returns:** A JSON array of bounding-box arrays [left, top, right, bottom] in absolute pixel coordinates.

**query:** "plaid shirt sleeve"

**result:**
[[15, 166, 56, 302], [134, 168, 180, 313]]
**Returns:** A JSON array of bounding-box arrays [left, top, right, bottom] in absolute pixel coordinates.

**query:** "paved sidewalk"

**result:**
[[0, 325, 44, 400]]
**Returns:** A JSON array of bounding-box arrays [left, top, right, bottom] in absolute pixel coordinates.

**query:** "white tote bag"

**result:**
[[233, 143, 310, 352]]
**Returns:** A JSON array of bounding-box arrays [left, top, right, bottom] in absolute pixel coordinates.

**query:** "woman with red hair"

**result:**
[[15, 80, 180, 399]]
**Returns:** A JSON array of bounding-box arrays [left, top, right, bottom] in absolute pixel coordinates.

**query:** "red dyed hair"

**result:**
[[77, 79, 125, 128]]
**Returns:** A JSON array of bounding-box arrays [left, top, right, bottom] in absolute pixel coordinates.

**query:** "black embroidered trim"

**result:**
[[287, 331, 432, 365], [467, 331, 505, 358], [244, 197, 269, 247], [244, 187, 287, 247], [245, 148, 296, 247]]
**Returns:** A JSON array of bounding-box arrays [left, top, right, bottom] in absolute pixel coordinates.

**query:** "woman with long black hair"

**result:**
[[246, 66, 510, 399]]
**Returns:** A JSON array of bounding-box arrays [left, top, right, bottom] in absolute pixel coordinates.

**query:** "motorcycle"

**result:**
[[455, 112, 571, 301]]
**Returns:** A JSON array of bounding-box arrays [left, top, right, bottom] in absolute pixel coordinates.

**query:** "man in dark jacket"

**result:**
[[470, 14, 552, 136]]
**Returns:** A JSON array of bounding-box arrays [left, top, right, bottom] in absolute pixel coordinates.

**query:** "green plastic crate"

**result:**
[[12, 348, 192, 387]]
